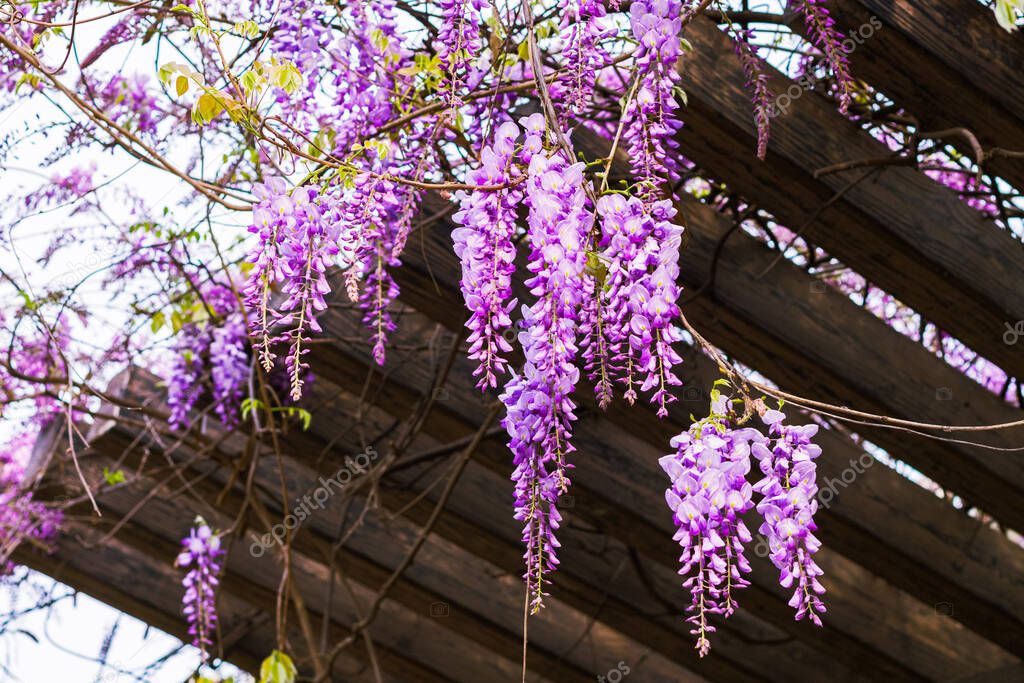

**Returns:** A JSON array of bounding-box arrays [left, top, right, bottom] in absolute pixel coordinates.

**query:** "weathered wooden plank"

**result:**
[[856, 0, 1024, 121], [307, 308, 1015, 680], [395, 187, 1024, 535], [15, 525, 420, 683], [789, 0, 1024, 190], [14, 536, 267, 678], [678, 193, 1024, 510], [671, 16, 1024, 380], [368, 191, 1024, 662], [72, 374, 879, 683], [69, 427, 599, 683]]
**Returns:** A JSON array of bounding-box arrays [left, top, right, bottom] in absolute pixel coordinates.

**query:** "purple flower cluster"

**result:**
[[625, 0, 684, 202], [340, 173, 406, 366], [452, 121, 522, 389], [268, 0, 330, 125], [175, 520, 223, 659], [330, 0, 409, 150], [500, 114, 592, 612], [753, 409, 827, 625], [209, 317, 249, 426], [81, 74, 159, 137], [794, 0, 854, 114], [660, 398, 827, 654], [732, 29, 773, 160], [434, 0, 487, 107], [167, 285, 252, 429], [555, 0, 614, 121], [243, 179, 337, 396], [168, 323, 209, 430], [79, 12, 143, 69], [591, 194, 683, 416], [0, 432, 62, 577], [660, 398, 760, 656]]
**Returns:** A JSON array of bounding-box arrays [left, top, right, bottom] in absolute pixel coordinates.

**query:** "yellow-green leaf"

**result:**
[[259, 650, 297, 683], [176, 75, 189, 96]]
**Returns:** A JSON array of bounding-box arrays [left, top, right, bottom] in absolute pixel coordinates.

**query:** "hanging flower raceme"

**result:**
[[0, 433, 62, 578], [660, 395, 762, 656], [592, 194, 649, 404], [339, 172, 405, 366], [167, 323, 210, 431], [753, 408, 827, 625], [175, 519, 223, 660], [794, 0, 854, 114], [732, 28, 773, 160], [434, 0, 487, 107], [167, 284, 252, 430], [634, 200, 684, 417], [501, 114, 592, 613], [590, 194, 683, 415], [209, 317, 249, 427], [242, 180, 337, 397], [452, 120, 522, 389], [555, 0, 614, 121], [624, 0, 684, 202]]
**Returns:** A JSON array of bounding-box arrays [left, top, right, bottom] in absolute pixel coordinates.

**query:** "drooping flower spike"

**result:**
[[661, 392, 827, 655], [501, 113, 592, 612], [176, 518, 223, 660], [753, 408, 827, 625]]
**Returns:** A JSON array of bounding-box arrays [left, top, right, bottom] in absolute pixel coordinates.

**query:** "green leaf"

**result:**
[[259, 650, 297, 683], [193, 92, 225, 124], [233, 20, 260, 38], [517, 41, 531, 62], [176, 75, 189, 96], [150, 311, 166, 333], [103, 467, 126, 486], [241, 397, 264, 420]]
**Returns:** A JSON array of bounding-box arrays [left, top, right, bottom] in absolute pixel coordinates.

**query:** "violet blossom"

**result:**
[[452, 120, 521, 389], [753, 408, 827, 625], [794, 0, 854, 114], [660, 395, 762, 655], [175, 519, 223, 659], [624, 0, 684, 203], [434, 0, 487, 107], [500, 114, 592, 612]]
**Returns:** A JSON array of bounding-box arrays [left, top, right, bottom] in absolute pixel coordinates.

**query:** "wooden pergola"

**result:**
[[15, 3, 1024, 681]]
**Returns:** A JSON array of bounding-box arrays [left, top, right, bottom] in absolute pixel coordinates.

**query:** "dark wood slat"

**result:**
[[375, 187, 1024, 661], [856, 0, 1024, 120], [670, 16, 1024, 380], [789, 0, 1024, 190], [74, 372, 880, 683], [71, 426, 607, 683], [308, 308, 1008, 681]]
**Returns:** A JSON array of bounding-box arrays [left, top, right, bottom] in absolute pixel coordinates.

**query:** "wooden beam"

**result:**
[[788, 0, 1024, 190], [855, 0, 1024, 123], [71, 374, 880, 683], [69, 427, 607, 683], [671, 16, 1024, 380], [305, 307, 1015, 680], [363, 190, 1024, 662]]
